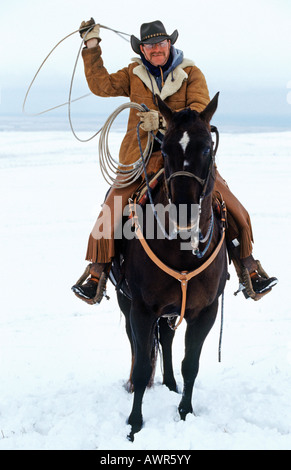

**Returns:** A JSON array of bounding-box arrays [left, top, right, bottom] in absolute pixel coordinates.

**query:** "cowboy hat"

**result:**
[[131, 20, 178, 54]]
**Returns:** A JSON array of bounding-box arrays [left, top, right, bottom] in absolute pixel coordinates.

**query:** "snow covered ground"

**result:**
[[0, 122, 290, 450]]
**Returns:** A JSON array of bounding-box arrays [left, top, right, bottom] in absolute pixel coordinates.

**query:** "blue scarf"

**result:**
[[140, 46, 184, 91]]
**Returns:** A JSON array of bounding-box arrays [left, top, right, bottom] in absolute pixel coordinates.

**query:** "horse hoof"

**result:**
[[127, 431, 135, 442], [164, 380, 179, 393], [127, 423, 142, 442], [178, 406, 193, 421], [127, 416, 143, 442]]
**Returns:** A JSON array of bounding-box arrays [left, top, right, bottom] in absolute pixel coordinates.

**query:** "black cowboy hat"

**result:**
[[131, 20, 178, 54]]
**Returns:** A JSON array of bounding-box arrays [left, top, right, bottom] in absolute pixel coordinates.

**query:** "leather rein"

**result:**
[[129, 125, 226, 330]]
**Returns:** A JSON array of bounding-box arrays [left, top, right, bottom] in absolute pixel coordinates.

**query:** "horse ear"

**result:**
[[200, 92, 219, 124], [155, 94, 173, 123]]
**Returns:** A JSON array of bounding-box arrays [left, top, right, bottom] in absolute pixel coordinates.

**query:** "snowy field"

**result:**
[[0, 122, 290, 450]]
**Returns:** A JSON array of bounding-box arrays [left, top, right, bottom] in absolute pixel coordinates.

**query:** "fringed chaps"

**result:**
[[85, 181, 140, 264], [214, 170, 254, 259], [85, 152, 164, 264]]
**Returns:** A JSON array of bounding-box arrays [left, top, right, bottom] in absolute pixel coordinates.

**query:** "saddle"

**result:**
[[131, 168, 165, 207]]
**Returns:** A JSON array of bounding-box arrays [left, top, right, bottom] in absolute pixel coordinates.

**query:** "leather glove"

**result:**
[[79, 18, 101, 43], [137, 110, 166, 132]]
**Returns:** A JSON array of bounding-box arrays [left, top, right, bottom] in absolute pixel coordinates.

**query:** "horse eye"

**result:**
[[203, 147, 211, 156]]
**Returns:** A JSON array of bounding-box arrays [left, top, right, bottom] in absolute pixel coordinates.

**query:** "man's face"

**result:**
[[140, 40, 171, 67]]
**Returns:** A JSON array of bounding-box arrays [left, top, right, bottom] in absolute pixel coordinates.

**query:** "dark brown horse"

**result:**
[[111, 93, 228, 441]]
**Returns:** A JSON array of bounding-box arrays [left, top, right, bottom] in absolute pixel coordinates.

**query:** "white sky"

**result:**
[[1, 0, 291, 120]]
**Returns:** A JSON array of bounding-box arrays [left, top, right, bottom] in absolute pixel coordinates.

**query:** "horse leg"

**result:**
[[158, 318, 178, 392], [117, 291, 134, 391], [178, 300, 218, 420], [127, 303, 156, 441]]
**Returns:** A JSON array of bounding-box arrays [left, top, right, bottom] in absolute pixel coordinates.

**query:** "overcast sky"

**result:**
[[1, 0, 290, 126]]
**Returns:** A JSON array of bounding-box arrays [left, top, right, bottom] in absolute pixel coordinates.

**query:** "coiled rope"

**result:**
[[99, 102, 153, 187], [23, 23, 153, 187]]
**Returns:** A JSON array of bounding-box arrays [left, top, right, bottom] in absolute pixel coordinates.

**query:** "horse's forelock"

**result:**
[[166, 109, 209, 146], [172, 108, 198, 126]]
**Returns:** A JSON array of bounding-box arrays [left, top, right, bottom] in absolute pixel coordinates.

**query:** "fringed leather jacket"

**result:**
[[82, 45, 210, 166]]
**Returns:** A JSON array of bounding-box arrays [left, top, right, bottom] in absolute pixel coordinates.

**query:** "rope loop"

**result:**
[[22, 23, 157, 187], [22, 23, 130, 143]]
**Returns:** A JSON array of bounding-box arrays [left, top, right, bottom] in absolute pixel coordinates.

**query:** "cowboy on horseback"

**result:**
[[72, 19, 277, 304]]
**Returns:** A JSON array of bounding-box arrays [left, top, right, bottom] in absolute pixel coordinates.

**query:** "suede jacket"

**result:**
[[82, 45, 210, 166]]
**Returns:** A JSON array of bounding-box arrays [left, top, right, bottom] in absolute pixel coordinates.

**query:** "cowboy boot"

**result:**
[[230, 240, 278, 301], [239, 256, 278, 300], [71, 262, 111, 305]]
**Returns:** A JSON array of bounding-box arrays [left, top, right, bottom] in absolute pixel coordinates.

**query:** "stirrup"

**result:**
[[74, 264, 110, 305], [94, 271, 110, 304], [234, 260, 273, 301]]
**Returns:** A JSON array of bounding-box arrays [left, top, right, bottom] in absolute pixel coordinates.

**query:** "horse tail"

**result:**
[[125, 321, 159, 392], [147, 322, 160, 388]]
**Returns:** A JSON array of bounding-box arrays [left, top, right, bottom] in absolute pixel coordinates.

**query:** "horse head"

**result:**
[[156, 93, 219, 249]]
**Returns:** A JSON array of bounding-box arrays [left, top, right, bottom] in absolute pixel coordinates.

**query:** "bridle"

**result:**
[[130, 123, 225, 330], [167, 170, 206, 188], [161, 125, 219, 257], [136, 119, 220, 249], [163, 125, 219, 205]]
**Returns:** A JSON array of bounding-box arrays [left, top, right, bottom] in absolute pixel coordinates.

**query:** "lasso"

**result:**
[[23, 23, 153, 187]]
